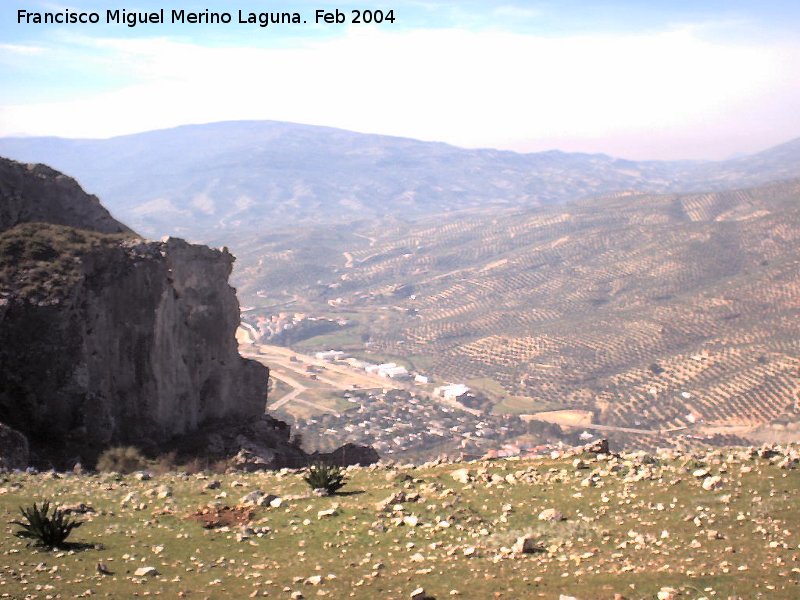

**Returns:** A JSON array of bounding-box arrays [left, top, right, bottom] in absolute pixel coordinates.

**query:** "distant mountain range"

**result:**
[[1, 121, 799, 241]]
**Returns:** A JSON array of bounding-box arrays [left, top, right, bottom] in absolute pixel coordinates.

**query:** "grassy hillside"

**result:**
[[1, 444, 798, 598]]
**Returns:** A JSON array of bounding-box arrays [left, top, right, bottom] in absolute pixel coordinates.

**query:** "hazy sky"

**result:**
[[2, 0, 799, 159]]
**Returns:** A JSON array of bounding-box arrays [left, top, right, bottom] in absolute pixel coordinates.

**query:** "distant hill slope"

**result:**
[[235, 178, 800, 435], [1, 121, 798, 240]]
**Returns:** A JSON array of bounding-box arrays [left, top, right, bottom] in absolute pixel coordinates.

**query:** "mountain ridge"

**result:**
[[1, 120, 798, 241]]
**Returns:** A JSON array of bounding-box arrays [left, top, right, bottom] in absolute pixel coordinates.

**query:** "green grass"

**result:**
[[492, 395, 563, 415], [404, 354, 437, 373], [0, 222, 129, 300], [345, 351, 414, 370], [293, 329, 367, 352], [1, 449, 798, 598], [466, 377, 508, 399]]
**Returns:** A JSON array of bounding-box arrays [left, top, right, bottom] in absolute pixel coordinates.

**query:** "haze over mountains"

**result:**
[[2, 120, 799, 450], [1, 121, 800, 242]]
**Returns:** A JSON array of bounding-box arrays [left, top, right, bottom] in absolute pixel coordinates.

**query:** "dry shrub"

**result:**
[[150, 451, 178, 475], [95, 446, 148, 474]]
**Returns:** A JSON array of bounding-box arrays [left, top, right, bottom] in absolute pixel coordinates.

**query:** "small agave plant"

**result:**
[[303, 462, 347, 496], [12, 500, 83, 549]]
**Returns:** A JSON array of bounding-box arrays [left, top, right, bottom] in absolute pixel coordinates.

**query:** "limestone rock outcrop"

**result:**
[[0, 159, 130, 234], [0, 157, 379, 470], [0, 157, 268, 466], [0, 422, 29, 469]]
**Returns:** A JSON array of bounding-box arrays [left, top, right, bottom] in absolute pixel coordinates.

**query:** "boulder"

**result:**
[[450, 468, 472, 484], [583, 439, 610, 455], [0, 422, 29, 469], [512, 536, 540, 554], [538, 508, 565, 522], [312, 443, 379, 467], [702, 476, 723, 491]]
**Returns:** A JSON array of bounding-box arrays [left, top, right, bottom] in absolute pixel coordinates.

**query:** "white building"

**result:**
[[380, 365, 409, 379], [345, 358, 369, 369], [315, 350, 346, 362], [434, 383, 469, 399]]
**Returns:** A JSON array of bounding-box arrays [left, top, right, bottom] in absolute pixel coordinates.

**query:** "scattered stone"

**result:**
[[376, 492, 406, 511], [134, 566, 159, 577], [403, 515, 419, 527], [317, 509, 337, 519], [410, 587, 426, 600], [538, 508, 565, 522], [59, 502, 94, 514], [96, 562, 113, 576], [450, 468, 471, 484], [240, 490, 265, 505], [512, 536, 540, 554], [584, 438, 610, 454]]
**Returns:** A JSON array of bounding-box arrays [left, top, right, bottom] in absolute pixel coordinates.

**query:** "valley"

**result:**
[[2, 122, 800, 459], [232, 179, 800, 453]]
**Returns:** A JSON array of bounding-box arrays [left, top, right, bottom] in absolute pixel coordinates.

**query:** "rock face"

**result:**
[[0, 422, 29, 469], [0, 157, 380, 470], [0, 159, 130, 234], [0, 157, 268, 465], [311, 443, 380, 467]]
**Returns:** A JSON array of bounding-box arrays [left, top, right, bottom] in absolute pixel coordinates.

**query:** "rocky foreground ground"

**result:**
[[1, 443, 798, 599]]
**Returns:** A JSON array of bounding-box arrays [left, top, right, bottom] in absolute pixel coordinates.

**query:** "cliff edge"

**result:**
[[0, 158, 270, 466]]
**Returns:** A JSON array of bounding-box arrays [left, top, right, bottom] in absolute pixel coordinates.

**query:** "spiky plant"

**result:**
[[303, 462, 346, 495], [12, 501, 83, 548]]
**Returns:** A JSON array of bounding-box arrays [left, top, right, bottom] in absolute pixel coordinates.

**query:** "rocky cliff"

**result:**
[[0, 157, 378, 470], [0, 158, 275, 466], [0, 159, 130, 234]]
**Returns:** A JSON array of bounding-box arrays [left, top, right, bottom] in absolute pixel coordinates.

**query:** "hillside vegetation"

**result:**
[[1, 444, 798, 599], [235, 179, 800, 441]]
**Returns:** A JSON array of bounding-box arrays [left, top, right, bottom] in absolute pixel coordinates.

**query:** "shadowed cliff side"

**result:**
[[0, 157, 378, 469]]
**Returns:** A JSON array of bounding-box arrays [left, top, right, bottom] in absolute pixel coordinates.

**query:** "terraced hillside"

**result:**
[[235, 179, 800, 437]]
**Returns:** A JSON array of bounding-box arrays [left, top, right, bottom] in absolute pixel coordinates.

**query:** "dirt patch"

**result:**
[[522, 409, 594, 427], [186, 505, 254, 529]]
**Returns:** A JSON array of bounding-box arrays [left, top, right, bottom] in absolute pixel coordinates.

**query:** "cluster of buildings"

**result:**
[[313, 349, 432, 383], [299, 388, 530, 459], [245, 314, 346, 344]]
